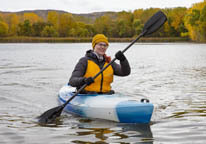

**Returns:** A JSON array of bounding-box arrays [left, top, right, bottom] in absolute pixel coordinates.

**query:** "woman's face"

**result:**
[[94, 42, 108, 56]]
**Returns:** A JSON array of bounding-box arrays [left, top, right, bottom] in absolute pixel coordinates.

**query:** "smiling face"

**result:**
[[93, 42, 108, 56]]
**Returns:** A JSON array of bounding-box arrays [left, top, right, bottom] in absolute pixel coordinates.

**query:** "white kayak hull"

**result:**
[[58, 85, 154, 123]]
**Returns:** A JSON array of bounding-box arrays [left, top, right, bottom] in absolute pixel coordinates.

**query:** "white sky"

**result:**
[[1, 0, 204, 14]]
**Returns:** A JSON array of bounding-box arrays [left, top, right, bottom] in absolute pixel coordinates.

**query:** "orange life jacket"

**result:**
[[84, 60, 113, 92]]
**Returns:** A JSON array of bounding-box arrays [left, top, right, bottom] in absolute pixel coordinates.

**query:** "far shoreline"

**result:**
[[0, 36, 194, 43]]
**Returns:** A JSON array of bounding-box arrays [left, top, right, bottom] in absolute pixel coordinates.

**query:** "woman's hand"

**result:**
[[84, 77, 94, 85], [115, 51, 126, 61]]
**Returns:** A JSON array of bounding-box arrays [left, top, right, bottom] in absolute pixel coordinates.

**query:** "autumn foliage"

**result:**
[[0, 1, 206, 42]]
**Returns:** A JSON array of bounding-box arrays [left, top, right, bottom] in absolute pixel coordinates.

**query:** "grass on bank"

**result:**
[[0, 36, 191, 43]]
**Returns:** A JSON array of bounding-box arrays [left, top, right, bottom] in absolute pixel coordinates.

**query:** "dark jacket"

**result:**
[[69, 50, 131, 89]]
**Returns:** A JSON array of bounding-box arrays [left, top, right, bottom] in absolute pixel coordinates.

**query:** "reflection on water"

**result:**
[[72, 124, 152, 144], [0, 43, 206, 143], [58, 116, 153, 144]]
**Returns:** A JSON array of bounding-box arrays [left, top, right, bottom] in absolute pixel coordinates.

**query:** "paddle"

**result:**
[[38, 10, 167, 124]]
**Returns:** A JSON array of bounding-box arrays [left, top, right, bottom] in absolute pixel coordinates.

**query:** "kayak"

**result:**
[[58, 84, 154, 123]]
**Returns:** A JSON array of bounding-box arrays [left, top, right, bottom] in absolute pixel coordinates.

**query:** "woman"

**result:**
[[69, 34, 130, 94]]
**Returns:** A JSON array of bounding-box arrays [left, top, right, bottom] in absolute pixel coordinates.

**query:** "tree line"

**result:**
[[0, 1, 205, 42]]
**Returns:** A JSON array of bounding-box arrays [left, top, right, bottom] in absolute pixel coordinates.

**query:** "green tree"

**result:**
[[17, 20, 32, 36], [116, 11, 134, 37], [74, 22, 89, 37], [0, 21, 9, 36], [167, 7, 188, 37], [69, 28, 76, 37], [93, 15, 113, 36], [199, 6, 206, 41], [32, 22, 51, 36], [133, 19, 143, 35], [184, 1, 206, 41], [41, 25, 58, 37], [85, 24, 95, 37], [109, 21, 119, 37], [200, 5, 206, 22], [117, 19, 128, 37], [188, 9, 200, 26]]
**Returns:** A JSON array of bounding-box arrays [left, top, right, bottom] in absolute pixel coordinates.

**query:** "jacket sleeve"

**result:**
[[69, 57, 87, 87], [112, 58, 131, 76]]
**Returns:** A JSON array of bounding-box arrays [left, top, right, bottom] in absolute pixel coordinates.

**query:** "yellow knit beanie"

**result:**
[[92, 34, 109, 49]]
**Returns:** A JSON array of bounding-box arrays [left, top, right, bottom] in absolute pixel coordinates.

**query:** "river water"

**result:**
[[0, 43, 206, 144]]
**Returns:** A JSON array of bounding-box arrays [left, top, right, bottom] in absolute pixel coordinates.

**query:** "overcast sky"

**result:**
[[1, 0, 204, 14]]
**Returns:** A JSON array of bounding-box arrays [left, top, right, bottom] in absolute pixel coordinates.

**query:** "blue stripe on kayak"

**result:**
[[116, 101, 154, 123]]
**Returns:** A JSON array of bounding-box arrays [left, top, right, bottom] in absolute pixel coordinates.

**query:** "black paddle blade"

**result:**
[[37, 105, 64, 124], [143, 11, 167, 36]]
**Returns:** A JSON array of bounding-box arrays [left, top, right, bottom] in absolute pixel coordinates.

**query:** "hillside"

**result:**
[[0, 9, 117, 24]]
